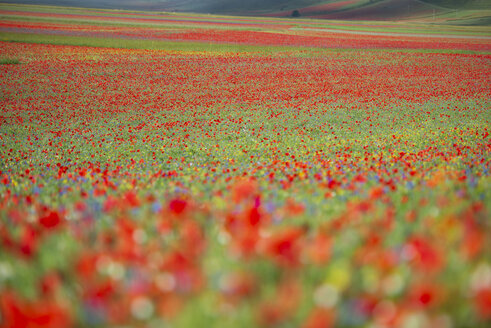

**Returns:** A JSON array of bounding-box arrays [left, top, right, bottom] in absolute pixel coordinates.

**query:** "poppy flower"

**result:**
[[39, 211, 62, 229]]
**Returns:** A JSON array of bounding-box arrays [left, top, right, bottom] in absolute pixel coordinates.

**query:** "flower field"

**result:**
[[0, 4, 490, 328]]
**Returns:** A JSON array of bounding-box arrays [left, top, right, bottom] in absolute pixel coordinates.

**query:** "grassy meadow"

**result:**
[[0, 3, 490, 328]]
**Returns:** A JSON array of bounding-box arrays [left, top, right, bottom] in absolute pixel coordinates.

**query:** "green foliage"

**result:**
[[0, 58, 20, 65], [291, 10, 301, 18]]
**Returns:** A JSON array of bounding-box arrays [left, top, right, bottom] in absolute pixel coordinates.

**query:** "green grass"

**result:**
[[0, 21, 489, 327], [297, 22, 491, 36], [0, 15, 272, 32], [0, 31, 314, 53], [448, 16, 491, 26], [0, 57, 20, 64], [0, 32, 488, 55], [421, 0, 491, 10]]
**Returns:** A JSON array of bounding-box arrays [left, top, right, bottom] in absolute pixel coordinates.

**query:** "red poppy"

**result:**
[[302, 308, 335, 328], [474, 287, 491, 320], [169, 198, 187, 215], [38, 211, 62, 229], [0, 291, 73, 328]]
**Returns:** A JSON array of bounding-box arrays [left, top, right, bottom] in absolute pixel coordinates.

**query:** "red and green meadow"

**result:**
[[0, 4, 490, 328]]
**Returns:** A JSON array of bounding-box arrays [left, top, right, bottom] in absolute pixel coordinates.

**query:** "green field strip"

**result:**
[[0, 3, 299, 24], [296, 22, 491, 36], [1, 31, 488, 55], [0, 15, 275, 32], [0, 31, 313, 53], [2, 12, 490, 37]]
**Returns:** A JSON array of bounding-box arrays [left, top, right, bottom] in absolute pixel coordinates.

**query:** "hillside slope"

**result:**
[[0, 0, 321, 12], [1, 0, 490, 22]]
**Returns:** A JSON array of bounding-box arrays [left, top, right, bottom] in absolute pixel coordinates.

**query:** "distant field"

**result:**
[[1, 2, 490, 50], [1, 0, 490, 18], [0, 4, 490, 328], [255, 0, 491, 24]]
